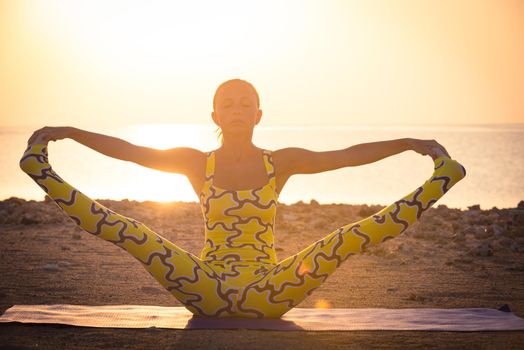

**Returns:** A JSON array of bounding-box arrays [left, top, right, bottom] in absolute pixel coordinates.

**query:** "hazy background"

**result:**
[[1, 0, 523, 209], [1, 0, 523, 128]]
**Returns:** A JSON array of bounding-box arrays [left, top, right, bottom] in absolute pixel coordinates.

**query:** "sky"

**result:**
[[1, 0, 523, 128]]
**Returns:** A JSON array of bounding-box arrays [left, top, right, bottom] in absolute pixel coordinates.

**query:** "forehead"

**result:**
[[216, 82, 256, 101]]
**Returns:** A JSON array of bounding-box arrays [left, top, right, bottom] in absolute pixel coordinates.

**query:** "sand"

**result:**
[[1, 197, 523, 349]]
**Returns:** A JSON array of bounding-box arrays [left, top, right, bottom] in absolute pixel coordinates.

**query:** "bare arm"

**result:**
[[68, 127, 203, 175], [275, 138, 414, 176], [27, 126, 204, 176], [68, 127, 137, 162]]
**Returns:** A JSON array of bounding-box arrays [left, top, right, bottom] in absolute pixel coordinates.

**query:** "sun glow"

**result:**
[[114, 123, 219, 202], [24, 0, 312, 78]]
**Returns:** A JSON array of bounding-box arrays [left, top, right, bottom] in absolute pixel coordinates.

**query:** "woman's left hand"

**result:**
[[405, 138, 451, 160]]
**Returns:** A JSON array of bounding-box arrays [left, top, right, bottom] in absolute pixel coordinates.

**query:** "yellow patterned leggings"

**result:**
[[20, 143, 466, 318]]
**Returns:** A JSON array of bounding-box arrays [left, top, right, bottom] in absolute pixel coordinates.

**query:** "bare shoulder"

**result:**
[[271, 147, 313, 176]]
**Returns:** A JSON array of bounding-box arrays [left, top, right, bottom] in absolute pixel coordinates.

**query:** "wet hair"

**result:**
[[212, 79, 260, 145]]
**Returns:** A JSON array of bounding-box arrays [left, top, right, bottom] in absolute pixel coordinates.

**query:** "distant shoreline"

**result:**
[[1, 196, 523, 211]]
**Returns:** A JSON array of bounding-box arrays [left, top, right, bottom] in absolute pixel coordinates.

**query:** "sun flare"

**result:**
[[24, 0, 311, 78]]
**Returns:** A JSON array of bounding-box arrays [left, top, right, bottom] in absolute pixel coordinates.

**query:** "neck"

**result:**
[[219, 133, 257, 162]]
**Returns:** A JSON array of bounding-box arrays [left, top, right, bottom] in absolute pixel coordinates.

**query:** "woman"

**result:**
[[20, 78, 466, 319]]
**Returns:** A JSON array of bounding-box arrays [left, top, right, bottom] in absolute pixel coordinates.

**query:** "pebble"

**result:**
[[407, 293, 432, 303], [21, 213, 41, 225], [451, 233, 465, 243], [141, 286, 162, 294], [453, 255, 473, 264], [72, 233, 82, 240], [43, 263, 59, 272], [486, 224, 505, 236], [473, 226, 492, 240], [282, 213, 298, 221], [496, 237, 513, 248], [469, 242, 493, 257]]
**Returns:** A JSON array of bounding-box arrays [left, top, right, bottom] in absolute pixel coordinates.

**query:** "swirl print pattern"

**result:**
[[20, 143, 466, 318]]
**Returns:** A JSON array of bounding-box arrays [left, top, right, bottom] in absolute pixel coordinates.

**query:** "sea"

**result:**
[[2, 123, 523, 210]]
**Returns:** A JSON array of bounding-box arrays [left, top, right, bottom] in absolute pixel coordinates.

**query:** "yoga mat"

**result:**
[[1, 304, 524, 331]]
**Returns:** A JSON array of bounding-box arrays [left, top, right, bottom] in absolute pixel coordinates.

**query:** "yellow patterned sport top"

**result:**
[[199, 149, 279, 269]]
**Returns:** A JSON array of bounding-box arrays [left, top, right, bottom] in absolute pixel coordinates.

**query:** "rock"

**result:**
[[427, 228, 453, 240], [462, 211, 481, 224], [454, 254, 473, 264], [469, 242, 493, 257], [510, 243, 520, 253], [462, 225, 483, 238], [451, 222, 462, 234], [435, 205, 451, 218], [43, 263, 59, 272], [474, 226, 493, 240], [486, 212, 501, 221], [309, 199, 320, 206], [468, 204, 481, 211], [387, 288, 398, 293], [496, 237, 513, 248], [312, 218, 328, 229], [518, 200, 524, 209], [407, 293, 432, 303], [72, 233, 82, 240], [451, 233, 465, 243], [5, 197, 26, 206], [141, 286, 162, 294], [282, 213, 298, 221], [0, 209, 8, 223], [21, 213, 41, 225], [486, 223, 505, 236]]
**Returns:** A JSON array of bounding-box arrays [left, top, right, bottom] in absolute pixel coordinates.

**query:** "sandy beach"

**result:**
[[1, 197, 523, 349]]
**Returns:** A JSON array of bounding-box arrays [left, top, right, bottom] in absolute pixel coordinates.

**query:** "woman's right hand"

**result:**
[[27, 126, 74, 146], [405, 138, 451, 161]]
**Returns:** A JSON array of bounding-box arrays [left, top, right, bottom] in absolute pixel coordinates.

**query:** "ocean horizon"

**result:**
[[2, 123, 523, 210]]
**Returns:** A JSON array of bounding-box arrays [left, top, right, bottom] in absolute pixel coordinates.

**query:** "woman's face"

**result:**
[[212, 82, 262, 133]]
